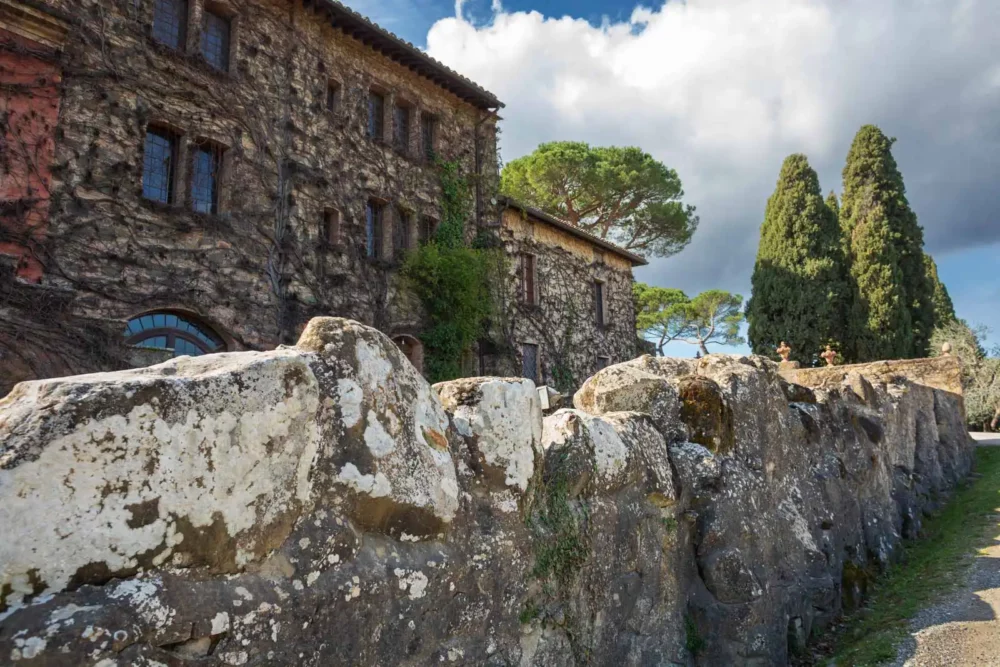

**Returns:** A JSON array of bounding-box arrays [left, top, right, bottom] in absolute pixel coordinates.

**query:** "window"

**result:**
[[124, 311, 225, 357], [418, 217, 436, 245], [596, 356, 610, 371], [394, 207, 412, 255], [520, 253, 537, 306], [367, 90, 385, 140], [594, 280, 606, 327], [200, 8, 230, 71], [421, 114, 436, 161], [326, 81, 340, 112], [521, 343, 539, 385], [393, 103, 410, 152], [321, 208, 340, 247], [393, 335, 424, 373], [142, 128, 177, 204], [152, 0, 187, 49], [190, 143, 222, 214], [366, 200, 384, 259]]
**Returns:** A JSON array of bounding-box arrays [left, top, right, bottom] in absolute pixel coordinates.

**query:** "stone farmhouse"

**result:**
[[0, 0, 642, 394], [486, 198, 646, 392]]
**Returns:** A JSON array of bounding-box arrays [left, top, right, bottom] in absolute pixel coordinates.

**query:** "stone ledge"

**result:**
[[779, 355, 963, 396]]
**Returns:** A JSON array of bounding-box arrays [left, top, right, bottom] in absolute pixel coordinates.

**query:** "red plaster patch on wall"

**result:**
[[0, 27, 62, 282]]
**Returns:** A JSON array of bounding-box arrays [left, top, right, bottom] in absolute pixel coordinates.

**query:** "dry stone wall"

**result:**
[[0, 318, 975, 665]]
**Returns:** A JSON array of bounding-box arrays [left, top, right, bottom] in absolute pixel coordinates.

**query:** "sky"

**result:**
[[347, 0, 1000, 357]]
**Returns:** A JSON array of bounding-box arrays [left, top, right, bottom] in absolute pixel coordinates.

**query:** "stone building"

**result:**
[[0, 0, 643, 396], [481, 199, 646, 393], [0, 0, 501, 393]]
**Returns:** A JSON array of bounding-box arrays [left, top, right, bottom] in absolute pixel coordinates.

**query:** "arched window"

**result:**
[[124, 311, 225, 357]]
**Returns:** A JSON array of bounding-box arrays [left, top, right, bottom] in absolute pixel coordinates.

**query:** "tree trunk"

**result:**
[[699, 341, 709, 356]]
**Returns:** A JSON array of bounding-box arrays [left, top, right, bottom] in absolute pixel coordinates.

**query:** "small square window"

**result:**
[[152, 0, 187, 49], [366, 200, 384, 259], [200, 9, 230, 71], [191, 143, 222, 214], [596, 356, 610, 371], [393, 104, 410, 152], [142, 127, 177, 204], [367, 91, 385, 140]]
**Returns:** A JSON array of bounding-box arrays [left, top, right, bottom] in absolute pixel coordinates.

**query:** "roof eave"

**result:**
[[314, 0, 504, 111], [500, 197, 648, 267]]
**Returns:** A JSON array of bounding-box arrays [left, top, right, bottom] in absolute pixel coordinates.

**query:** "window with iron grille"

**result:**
[[142, 128, 177, 204], [366, 200, 383, 259], [421, 114, 436, 161], [367, 91, 384, 140], [393, 104, 410, 152], [191, 144, 221, 214], [520, 254, 537, 305], [594, 281, 606, 327], [394, 207, 412, 255], [321, 209, 340, 247], [200, 9, 230, 71], [521, 343, 539, 384], [152, 0, 187, 49]]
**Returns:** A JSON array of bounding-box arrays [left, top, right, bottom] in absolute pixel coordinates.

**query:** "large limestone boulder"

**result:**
[[0, 350, 323, 612]]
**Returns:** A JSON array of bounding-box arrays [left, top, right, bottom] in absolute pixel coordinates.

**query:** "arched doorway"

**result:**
[[124, 310, 226, 357], [392, 334, 424, 373]]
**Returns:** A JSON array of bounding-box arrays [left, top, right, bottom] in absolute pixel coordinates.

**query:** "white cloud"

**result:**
[[425, 0, 1000, 304]]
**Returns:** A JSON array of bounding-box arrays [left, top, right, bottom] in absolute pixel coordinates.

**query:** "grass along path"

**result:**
[[823, 446, 1000, 666]]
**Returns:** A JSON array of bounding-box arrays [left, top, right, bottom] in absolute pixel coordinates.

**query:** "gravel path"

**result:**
[[889, 440, 1000, 666]]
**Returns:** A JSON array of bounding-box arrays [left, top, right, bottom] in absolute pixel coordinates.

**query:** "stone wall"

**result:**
[[0, 0, 499, 391], [0, 318, 974, 665]]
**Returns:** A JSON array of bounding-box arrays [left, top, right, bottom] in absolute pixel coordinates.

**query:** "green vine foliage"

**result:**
[[402, 160, 491, 383]]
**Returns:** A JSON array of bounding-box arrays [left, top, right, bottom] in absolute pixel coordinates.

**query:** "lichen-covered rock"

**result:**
[[434, 376, 543, 494], [295, 318, 459, 536], [0, 350, 322, 613], [0, 327, 976, 666]]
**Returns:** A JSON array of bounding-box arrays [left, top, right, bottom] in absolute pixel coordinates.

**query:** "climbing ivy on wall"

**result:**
[[402, 160, 491, 383]]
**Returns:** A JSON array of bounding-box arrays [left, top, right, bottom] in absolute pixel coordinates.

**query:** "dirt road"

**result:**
[[891, 435, 1000, 666]]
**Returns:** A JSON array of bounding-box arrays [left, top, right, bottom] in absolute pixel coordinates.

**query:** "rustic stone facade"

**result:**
[[0, 0, 500, 394], [481, 200, 645, 393]]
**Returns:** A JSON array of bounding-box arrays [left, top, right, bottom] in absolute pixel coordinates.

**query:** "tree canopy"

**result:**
[[746, 154, 846, 365], [634, 283, 690, 355], [500, 141, 698, 258], [635, 286, 745, 356], [682, 290, 745, 355]]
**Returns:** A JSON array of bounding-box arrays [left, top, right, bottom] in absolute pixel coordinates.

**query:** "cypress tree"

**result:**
[[840, 125, 934, 360], [747, 154, 846, 365], [825, 191, 839, 219], [924, 254, 956, 326]]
